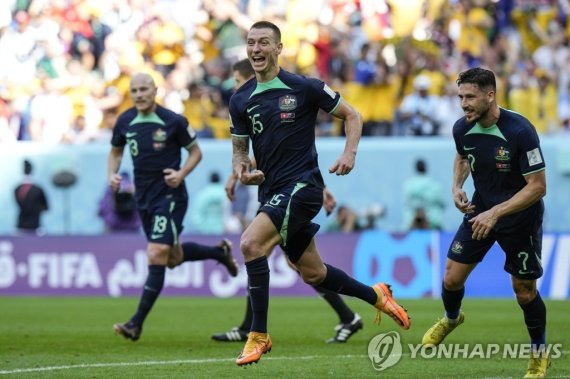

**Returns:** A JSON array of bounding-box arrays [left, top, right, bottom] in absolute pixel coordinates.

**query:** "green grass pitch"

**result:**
[[1, 297, 568, 378]]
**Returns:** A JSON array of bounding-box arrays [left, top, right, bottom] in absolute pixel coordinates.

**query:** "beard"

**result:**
[[468, 103, 490, 124]]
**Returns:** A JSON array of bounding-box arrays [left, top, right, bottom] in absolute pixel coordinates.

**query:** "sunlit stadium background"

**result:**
[[1, 0, 569, 377]]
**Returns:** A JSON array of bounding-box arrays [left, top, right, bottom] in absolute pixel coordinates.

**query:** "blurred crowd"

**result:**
[[1, 0, 570, 144]]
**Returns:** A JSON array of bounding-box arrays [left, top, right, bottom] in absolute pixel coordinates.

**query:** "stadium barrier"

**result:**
[[1, 231, 568, 299], [2, 137, 570, 235]]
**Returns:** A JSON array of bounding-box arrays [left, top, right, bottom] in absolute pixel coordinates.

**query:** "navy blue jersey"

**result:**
[[229, 69, 341, 201], [111, 105, 197, 209], [452, 108, 545, 232]]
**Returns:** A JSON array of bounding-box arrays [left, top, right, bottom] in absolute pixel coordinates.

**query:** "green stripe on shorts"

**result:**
[[169, 201, 178, 245], [279, 183, 307, 246]]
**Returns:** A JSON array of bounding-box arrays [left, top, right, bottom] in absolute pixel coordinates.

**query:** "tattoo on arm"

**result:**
[[232, 136, 250, 173]]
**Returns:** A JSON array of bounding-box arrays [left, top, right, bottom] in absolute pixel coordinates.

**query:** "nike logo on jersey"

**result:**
[[464, 146, 476, 151], [247, 104, 260, 113], [150, 234, 164, 239], [126, 132, 137, 138]]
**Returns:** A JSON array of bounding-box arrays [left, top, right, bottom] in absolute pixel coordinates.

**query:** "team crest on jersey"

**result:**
[[153, 128, 167, 142], [279, 95, 297, 111], [451, 241, 463, 254], [495, 146, 510, 161]]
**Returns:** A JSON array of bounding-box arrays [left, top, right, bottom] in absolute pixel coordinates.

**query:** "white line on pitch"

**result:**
[[2, 351, 569, 376], [0, 355, 367, 375]]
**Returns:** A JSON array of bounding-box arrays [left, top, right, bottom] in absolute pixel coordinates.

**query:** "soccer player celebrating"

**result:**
[[108, 73, 238, 341], [229, 21, 410, 366], [212, 59, 364, 344], [421, 68, 549, 378]]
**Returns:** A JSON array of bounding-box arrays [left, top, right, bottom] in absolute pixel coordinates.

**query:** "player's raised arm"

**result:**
[[328, 99, 363, 176], [107, 146, 124, 192]]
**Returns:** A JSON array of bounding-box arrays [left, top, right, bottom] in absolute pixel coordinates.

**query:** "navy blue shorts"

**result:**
[[259, 182, 322, 263], [448, 216, 543, 279], [139, 196, 187, 246]]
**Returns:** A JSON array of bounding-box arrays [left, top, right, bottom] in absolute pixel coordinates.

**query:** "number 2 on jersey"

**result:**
[[467, 153, 475, 172]]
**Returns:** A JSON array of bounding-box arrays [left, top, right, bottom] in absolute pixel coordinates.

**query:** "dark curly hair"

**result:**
[[456, 67, 496, 92]]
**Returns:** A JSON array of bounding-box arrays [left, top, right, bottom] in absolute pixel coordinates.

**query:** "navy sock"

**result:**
[[238, 295, 253, 331], [312, 284, 355, 324], [442, 284, 464, 320], [245, 256, 270, 333], [182, 242, 224, 262], [131, 265, 166, 326], [519, 292, 546, 352], [319, 264, 376, 305]]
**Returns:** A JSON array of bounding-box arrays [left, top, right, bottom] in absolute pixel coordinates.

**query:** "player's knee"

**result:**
[[443, 274, 464, 291], [240, 236, 263, 260], [513, 282, 537, 304], [148, 245, 170, 264], [299, 267, 326, 286]]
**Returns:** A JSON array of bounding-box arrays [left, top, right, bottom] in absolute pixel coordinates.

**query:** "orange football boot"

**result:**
[[236, 331, 272, 366], [372, 283, 411, 330]]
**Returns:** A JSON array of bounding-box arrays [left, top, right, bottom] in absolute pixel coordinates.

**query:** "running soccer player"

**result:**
[[229, 21, 411, 366], [108, 73, 238, 341], [421, 67, 549, 378], [212, 59, 364, 344]]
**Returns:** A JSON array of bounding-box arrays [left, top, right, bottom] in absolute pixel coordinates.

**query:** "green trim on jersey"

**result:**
[[184, 140, 197, 151], [328, 96, 342, 114], [249, 76, 292, 99], [129, 112, 166, 126], [231, 133, 249, 138], [279, 182, 307, 246], [522, 167, 546, 176], [465, 122, 507, 141]]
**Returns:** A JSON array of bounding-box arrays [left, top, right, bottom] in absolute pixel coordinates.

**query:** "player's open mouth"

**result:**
[[252, 57, 265, 65]]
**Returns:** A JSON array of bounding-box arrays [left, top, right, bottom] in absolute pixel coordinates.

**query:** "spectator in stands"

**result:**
[[2, 0, 570, 142], [97, 172, 140, 233], [509, 68, 559, 134], [14, 159, 49, 234], [397, 75, 443, 136], [437, 82, 465, 136], [402, 159, 445, 230]]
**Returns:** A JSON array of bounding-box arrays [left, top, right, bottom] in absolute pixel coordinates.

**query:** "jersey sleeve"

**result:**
[[452, 119, 465, 155], [229, 97, 249, 137], [306, 78, 341, 114], [174, 116, 197, 149], [517, 123, 545, 175], [110, 116, 126, 147]]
